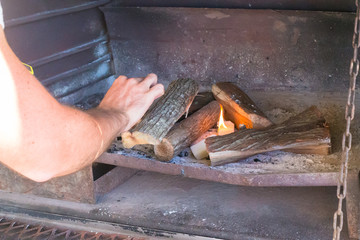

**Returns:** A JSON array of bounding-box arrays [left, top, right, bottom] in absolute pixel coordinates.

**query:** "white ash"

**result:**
[[212, 152, 340, 174], [112, 142, 340, 175], [170, 149, 340, 174]]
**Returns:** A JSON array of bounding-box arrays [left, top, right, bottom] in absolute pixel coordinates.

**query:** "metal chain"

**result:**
[[333, 1, 360, 239]]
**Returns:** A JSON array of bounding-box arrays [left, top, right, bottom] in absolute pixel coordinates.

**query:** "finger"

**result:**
[[147, 84, 165, 100], [131, 77, 144, 83], [126, 77, 144, 86], [140, 73, 158, 88], [114, 75, 127, 84], [108, 75, 127, 92]]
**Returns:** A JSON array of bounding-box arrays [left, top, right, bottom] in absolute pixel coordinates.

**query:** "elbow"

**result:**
[[9, 161, 57, 182], [0, 160, 56, 182], [22, 171, 55, 183], [28, 174, 54, 183]]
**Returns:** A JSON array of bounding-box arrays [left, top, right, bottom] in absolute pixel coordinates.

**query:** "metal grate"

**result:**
[[0, 217, 141, 240]]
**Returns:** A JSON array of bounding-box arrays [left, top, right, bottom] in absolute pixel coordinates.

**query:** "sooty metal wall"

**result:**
[[2, 0, 115, 106], [0, 0, 118, 203]]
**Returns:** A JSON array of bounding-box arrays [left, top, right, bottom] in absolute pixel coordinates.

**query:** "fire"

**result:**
[[218, 105, 227, 130], [217, 105, 235, 136]]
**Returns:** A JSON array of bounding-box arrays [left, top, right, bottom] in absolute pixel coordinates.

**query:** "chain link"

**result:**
[[333, 1, 359, 239]]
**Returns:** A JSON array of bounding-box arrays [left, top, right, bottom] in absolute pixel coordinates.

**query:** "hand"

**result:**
[[98, 73, 164, 132]]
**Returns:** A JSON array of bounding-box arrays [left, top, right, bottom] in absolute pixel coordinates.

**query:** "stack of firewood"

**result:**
[[121, 79, 331, 166]]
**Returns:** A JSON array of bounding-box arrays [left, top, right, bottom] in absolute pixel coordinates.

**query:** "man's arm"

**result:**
[[0, 28, 164, 182]]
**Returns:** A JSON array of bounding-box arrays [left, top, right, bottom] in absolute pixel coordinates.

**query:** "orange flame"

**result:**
[[218, 104, 227, 130]]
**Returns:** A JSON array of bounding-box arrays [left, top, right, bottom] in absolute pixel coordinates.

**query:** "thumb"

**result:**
[[148, 84, 165, 100]]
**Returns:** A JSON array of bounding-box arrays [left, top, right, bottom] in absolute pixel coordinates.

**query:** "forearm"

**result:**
[[0, 27, 163, 182], [44, 105, 128, 179], [86, 107, 129, 160], [2, 103, 128, 182], [0, 28, 128, 182]]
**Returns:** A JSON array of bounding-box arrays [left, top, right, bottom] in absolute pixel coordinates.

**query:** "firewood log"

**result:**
[[190, 129, 217, 160], [154, 101, 220, 161], [212, 82, 272, 129], [206, 106, 331, 166], [122, 78, 199, 148]]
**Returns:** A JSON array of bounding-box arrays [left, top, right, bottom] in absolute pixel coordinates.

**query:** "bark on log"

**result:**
[[154, 101, 220, 161], [212, 82, 272, 129], [206, 106, 331, 166], [122, 78, 199, 148]]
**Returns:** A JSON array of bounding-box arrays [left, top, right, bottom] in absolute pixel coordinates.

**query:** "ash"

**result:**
[[171, 149, 340, 175], [216, 153, 339, 174], [110, 140, 340, 175]]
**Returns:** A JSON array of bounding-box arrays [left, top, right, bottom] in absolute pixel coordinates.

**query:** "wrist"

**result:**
[[87, 107, 129, 136]]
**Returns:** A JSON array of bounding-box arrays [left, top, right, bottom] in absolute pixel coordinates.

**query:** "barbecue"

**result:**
[[0, 1, 359, 239]]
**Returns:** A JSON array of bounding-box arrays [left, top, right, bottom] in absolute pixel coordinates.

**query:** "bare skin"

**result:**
[[0, 28, 164, 182]]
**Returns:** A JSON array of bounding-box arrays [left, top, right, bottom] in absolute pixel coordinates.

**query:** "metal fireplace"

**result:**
[[0, 0, 359, 239]]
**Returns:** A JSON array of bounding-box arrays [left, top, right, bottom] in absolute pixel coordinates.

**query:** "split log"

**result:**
[[212, 82, 272, 129], [190, 129, 218, 160], [122, 78, 199, 148], [206, 106, 331, 166], [154, 101, 220, 161]]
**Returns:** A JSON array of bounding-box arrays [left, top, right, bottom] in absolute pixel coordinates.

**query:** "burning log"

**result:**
[[212, 82, 272, 129], [190, 104, 234, 160], [155, 101, 220, 161], [122, 78, 199, 149], [217, 105, 235, 136], [206, 106, 331, 166]]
